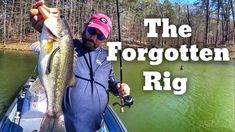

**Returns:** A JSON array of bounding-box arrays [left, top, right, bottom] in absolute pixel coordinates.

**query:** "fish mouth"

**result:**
[[45, 26, 60, 41], [43, 17, 63, 42]]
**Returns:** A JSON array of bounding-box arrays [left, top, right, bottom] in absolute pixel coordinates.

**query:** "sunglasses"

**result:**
[[87, 27, 105, 41]]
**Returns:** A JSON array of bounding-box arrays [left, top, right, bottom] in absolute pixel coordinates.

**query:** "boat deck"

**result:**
[[0, 77, 127, 132]]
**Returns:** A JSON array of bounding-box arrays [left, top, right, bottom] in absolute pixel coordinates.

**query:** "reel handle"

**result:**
[[113, 95, 134, 109]]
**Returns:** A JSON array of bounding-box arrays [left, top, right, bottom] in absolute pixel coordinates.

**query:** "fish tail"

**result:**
[[40, 113, 66, 132]]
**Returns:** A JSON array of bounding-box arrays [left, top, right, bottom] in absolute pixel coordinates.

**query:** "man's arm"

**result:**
[[108, 68, 120, 96], [108, 67, 130, 97]]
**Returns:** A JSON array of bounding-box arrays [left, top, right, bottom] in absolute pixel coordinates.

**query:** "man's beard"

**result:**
[[82, 38, 98, 51]]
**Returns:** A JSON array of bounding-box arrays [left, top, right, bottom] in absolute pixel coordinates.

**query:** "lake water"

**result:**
[[110, 59, 234, 132], [0, 50, 37, 119], [0, 50, 234, 132]]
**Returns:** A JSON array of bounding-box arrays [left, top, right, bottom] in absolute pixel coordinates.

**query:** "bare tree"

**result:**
[[7, 0, 15, 42], [224, 0, 229, 42], [229, 0, 235, 44], [215, 0, 221, 47], [19, 0, 23, 45], [204, 0, 209, 47], [186, 5, 192, 45], [3, 0, 7, 46]]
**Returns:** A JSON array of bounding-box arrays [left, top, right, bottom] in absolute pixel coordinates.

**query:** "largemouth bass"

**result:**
[[37, 7, 76, 132]]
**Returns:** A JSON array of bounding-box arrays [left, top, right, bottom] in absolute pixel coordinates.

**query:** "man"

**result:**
[[29, 1, 131, 132]]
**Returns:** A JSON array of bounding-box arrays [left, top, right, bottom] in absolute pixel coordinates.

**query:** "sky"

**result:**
[[161, 0, 198, 4]]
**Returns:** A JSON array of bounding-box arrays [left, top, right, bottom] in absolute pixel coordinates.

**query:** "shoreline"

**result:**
[[0, 43, 32, 51]]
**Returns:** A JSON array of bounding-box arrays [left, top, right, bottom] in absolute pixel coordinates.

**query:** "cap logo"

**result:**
[[100, 17, 107, 24]]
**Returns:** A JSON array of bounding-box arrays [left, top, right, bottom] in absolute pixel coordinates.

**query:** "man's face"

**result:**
[[82, 27, 106, 50]]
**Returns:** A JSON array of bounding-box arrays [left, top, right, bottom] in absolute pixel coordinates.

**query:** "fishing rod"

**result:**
[[113, 0, 134, 112]]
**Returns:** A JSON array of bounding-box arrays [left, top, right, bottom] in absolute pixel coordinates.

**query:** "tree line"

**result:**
[[0, 0, 234, 48]]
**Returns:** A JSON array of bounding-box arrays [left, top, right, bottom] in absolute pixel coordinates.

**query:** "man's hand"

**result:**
[[29, 0, 50, 32], [116, 83, 130, 97]]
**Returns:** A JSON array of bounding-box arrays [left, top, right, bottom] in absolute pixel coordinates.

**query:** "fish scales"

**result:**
[[37, 7, 76, 132]]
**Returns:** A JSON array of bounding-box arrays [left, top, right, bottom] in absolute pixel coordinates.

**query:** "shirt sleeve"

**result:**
[[108, 66, 120, 96]]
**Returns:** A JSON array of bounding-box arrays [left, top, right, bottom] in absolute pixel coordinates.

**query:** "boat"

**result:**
[[0, 76, 127, 132]]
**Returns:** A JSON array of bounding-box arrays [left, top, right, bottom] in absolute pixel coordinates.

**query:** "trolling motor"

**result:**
[[113, 95, 134, 108]]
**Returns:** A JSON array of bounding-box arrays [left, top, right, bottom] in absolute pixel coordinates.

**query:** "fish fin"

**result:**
[[46, 47, 60, 74], [40, 113, 66, 132], [73, 48, 78, 67], [67, 49, 78, 88], [46, 40, 54, 54], [30, 41, 41, 53], [67, 74, 77, 88]]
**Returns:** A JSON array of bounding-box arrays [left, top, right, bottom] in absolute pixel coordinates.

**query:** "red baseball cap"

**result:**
[[87, 13, 112, 38]]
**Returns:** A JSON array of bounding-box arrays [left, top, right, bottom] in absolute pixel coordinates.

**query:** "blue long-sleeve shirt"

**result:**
[[62, 39, 119, 132]]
